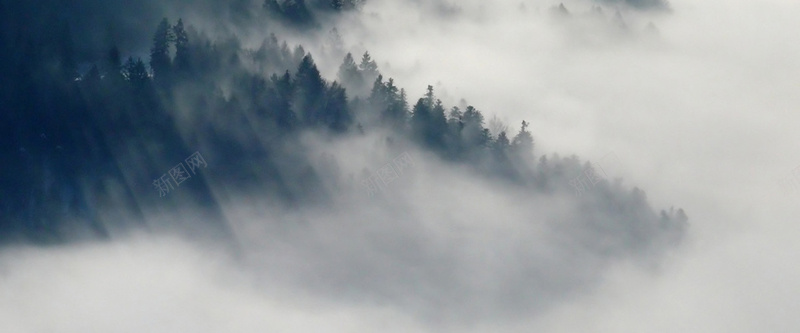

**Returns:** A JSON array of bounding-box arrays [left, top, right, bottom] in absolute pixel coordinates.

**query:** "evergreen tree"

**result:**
[[282, 0, 315, 26], [448, 106, 463, 125], [367, 74, 386, 110], [430, 99, 448, 141], [336, 52, 362, 93], [424, 85, 435, 108], [270, 70, 296, 130], [149, 18, 174, 82], [124, 57, 148, 84], [173, 19, 190, 74], [512, 120, 534, 155], [325, 28, 344, 58], [383, 83, 407, 129], [359, 51, 379, 84], [461, 105, 489, 149], [106, 46, 121, 73], [410, 97, 430, 140], [294, 54, 326, 125], [292, 45, 306, 68], [494, 131, 510, 151], [398, 89, 409, 115], [324, 82, 351, 132], [104, 46, 124, 83], [279, 41, 292, 67]]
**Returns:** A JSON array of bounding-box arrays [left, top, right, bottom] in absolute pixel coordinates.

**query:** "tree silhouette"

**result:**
[[359, 51, 379, 86], [105, 46, 123, 79], [149, 18, 173, 82], [124, 57, 149, 87], [324, 81, 351, 132], [512, 120, 534, 155], [337, 52, 363, 94], [173, 19, 190, 75], [294, 54, 326, 125], [0, 15, 687, 248], [282, 0, 315, 26]]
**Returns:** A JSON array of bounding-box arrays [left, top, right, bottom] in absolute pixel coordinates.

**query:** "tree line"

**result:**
[[0, 17, 687, 245]]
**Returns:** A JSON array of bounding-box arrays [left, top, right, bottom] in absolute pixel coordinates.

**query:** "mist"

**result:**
[[2, 0, 799, 331], [333, 0, 800, 331]]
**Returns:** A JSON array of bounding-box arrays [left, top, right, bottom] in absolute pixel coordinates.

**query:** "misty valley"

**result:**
[[0, 0, 734, 331]]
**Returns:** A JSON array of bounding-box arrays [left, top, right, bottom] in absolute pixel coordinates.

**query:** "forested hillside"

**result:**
[[0, 0, 686, 254]]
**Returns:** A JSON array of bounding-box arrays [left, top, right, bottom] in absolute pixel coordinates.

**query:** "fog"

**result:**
[[340, 0, 800, 331], [3, 0, 800, 331]]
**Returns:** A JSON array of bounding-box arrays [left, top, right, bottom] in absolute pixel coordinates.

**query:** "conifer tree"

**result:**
[[512, 120, 534, 155], [294, 54, 326, 125], [324, 82, 351, 132], [173, 19, 190, 74], [149, 18, 174, 81], [337, 52, 362, 93], [359, 51, 379, 84]]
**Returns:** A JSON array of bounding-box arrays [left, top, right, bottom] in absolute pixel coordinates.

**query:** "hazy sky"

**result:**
[[2, 0, 800, 331]]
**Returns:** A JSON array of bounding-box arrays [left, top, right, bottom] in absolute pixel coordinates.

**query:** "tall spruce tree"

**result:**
[[294, 54, 326, 125], [359, 51, 379, 85], [173, 19, 189, 74], [149, 18, 173, 82], [282, 0, 314, 26], [512, 120, 534, 155], [324, 82, 351, 132], [337, 52, 362, 93]]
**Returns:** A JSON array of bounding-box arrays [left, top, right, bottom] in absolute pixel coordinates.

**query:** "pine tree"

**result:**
[[410, 97, 430, 140], [398, 89, 409, 114], [512, 120, 534, 155], [104, 46, 124, 83], [173, 19, 190, 74], [461, 105, 489, 149], [149, 18, 173, 81], [430, 99, 448, 140], [324, 82, 351, 132], [336, 52, 362, 92], [367, 74, 386, 109], [381, 79, 408, 129], [359, 51, 379, 84], [270, 70, 295, 130], [294, 55, 326, 125], [325, 28, 344, 57], [292, 45, 306, 68], [124, 57, 149, 87], [424, 85, 435, 108], [279, 41, 292, 66], [494, 131, 510, 150], [448, 106, 463, 125], [282, 0, 314, 26]]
